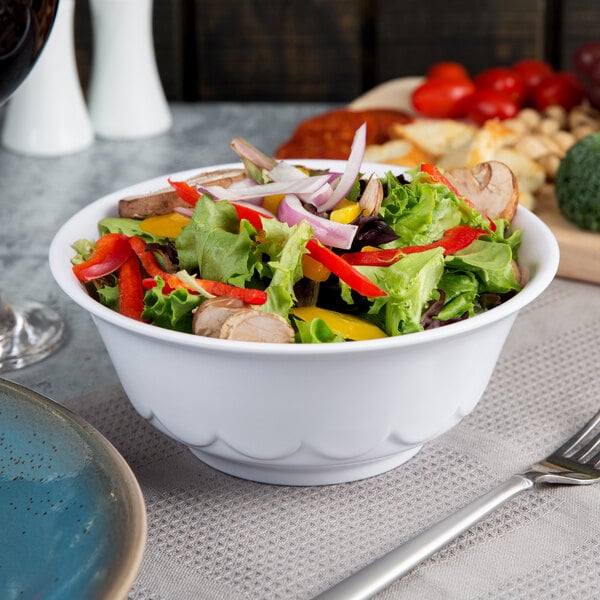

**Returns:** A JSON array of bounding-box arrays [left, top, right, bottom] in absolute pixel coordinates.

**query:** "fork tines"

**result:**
[[552, 409, 600, 467]]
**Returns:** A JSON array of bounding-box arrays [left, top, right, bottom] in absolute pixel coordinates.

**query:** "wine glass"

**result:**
[[0, 0, 63, 372]]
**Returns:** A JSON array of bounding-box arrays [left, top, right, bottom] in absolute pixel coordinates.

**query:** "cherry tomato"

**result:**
[[533, 72, 586, 111], [426, 61, 470, 82], [573, 41, 600, 77], [512, 59, 553, 100], [473, 67, 527, 105], [587, 83, 600, 110], [589, 60, 600, 85], [466, 89, 519, 125], [411, 79, 475, 118]]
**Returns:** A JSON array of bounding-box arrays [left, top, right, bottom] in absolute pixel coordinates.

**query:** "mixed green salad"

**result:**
[[71, 125, 522, 343]]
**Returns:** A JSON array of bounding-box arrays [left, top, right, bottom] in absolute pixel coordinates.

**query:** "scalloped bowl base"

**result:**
[[190, 446, 423, 486]]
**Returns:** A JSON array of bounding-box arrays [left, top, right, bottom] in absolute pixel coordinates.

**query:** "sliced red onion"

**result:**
[[298, 182, 334, 207], [317, 122, 367, 213], [268, 161, 308, 181], [229, 177, 258, 189], [230, 138, 277, 170], [231, 201, 277, 219], [224, 178, 263, 204], [175, 199, 276, 221], [174, 206, 194, 217], [198, 174, 331, 203], [277, 194, 357, 249], [271, 166, 342, 208]]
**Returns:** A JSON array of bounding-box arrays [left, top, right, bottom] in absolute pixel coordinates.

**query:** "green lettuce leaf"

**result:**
[[97, 284, 119, 311], [364, 248, 446, 335], [141, 277, 203, 332], [380, 172, 494, 248], [380, 173, 461, 246], [175, 195, 312, 318], [256, 218, 313, 316], [446, 239, 520, 293], [70, 238, 96, 263], [176, 196, 257, 287], [436, 271, 479, 320], [293, 317, 344, 343]]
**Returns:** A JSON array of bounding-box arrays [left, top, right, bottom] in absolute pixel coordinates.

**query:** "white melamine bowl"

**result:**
[[50, 161, 559, 485]]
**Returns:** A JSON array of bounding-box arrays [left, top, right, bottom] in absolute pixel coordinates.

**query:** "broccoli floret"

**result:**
[[555, 132, 600, 231]]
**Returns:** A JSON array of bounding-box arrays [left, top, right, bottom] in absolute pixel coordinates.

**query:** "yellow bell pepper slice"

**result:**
[[329, 199, 361, 224], [262, 193, 285, 215], [290, 306, 387, 340], [302, 254, 331, 282], [139, 212, 190, 238]]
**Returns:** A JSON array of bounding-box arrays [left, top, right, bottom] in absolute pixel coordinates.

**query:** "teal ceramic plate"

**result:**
[[0, 378, 146, 600]]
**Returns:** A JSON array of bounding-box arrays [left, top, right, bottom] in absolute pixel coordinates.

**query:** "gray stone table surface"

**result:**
[[2, 103, 600, 600], [0, 102, 331, 401]]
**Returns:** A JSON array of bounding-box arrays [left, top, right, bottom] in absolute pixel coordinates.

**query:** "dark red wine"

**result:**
[[0, 0, 58, 104]]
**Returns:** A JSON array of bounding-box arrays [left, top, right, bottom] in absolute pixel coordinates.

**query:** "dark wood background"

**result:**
[[73, 0, 600, 103]]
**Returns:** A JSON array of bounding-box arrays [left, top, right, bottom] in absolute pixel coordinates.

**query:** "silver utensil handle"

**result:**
[[314, 474, 534, 600]]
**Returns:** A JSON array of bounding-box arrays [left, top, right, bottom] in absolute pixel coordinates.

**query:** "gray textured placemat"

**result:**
[[63, 279, 600, 599]]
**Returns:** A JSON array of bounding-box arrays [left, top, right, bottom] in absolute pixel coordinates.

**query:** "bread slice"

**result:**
[[390, 118, 476, 158], [364, 139, 432, 167], [437, 119, 517, 170]]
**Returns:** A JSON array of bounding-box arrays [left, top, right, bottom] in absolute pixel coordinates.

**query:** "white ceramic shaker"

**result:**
[[87, 0, 172, 139], [1, 0, 94, 156]]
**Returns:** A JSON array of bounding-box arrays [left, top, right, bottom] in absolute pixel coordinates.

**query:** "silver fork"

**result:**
[[315, 408, 600, 600]]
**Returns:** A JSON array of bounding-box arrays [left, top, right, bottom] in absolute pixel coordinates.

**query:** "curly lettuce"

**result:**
[[175, 195, 312, 318]]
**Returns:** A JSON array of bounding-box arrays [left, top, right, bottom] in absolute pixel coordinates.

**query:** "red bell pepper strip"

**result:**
[[150, 273, 267, 305], [118, 253, 146, 320], [420, 163, 474, 207], [143, 277, 170, 291], [168, 178, 201, 206], [191, 279, 267, 305], [342, 248, 404, 267], [306, 239, 387, 298], [128, 236, 166, 277], [129, 236, 267, 305], [229, 203, 387, 298], [401, 225, 487, 255], [231, 203, 267, 229], [342, 225, 488, 266], [72, 233, 133, 282], [420, 163, 461, 196]]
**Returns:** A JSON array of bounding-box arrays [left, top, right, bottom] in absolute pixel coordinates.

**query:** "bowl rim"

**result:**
[[49, 160, 560, 356]]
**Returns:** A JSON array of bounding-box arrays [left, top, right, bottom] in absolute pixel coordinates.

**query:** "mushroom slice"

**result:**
[[118, 189, 190, 219], [219, 309, 295, 343], [446, 160, 519, 221], [188, 168, 247, 187], [118, 168, 246, 218], [358, 173, 384, 216], [192, 297, 248, 338]]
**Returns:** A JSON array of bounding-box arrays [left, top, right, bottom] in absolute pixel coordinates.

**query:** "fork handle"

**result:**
[[314, 474, 534, 600]]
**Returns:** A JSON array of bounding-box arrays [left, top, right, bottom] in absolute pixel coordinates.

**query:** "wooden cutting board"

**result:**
[[350, 77, 600, 285], [533, 187, 600, 284]]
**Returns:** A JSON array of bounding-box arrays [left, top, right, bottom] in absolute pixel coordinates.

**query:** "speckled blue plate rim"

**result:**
[[0, 377, 147, 600]]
